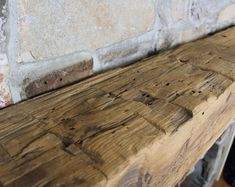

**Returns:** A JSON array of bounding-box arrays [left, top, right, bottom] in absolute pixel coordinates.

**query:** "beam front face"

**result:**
[[0, 28, 235, 187]]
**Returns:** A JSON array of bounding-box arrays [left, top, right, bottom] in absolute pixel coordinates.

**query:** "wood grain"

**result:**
[[0, 27, 235, 187]]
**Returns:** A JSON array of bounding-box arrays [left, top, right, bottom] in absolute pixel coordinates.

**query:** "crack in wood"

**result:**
[[11, 132, 48, 159], [77, 113, 139, 144], [141, 115, 167, 134]]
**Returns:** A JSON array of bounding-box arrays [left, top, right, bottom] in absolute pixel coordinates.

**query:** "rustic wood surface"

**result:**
[[0, 27, 235, 187]]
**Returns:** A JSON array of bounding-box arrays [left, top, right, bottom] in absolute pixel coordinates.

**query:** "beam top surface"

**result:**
[[0, 27, 235, 187]]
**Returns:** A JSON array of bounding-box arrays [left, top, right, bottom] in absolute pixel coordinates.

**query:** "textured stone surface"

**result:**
[[0, 2, 12, 108], [0, 66, 12, 108], [155, 0, 235, 49], [16, 0, 155, 63], [0, 0, 5, 17], [0, 5, 6, 54]]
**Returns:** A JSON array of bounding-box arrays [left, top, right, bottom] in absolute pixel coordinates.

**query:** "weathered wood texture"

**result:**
[[1, 27, 235, 187]]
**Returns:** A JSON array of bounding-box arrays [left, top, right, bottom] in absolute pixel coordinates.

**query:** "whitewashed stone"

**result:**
[[0, 2, 12, 108], [16, 0, 155, 63]]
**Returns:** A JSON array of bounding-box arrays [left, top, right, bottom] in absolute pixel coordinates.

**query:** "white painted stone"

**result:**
[[16, 0, 155, 63], [0, 16, 6, 52], [94, 30, 156, 73]]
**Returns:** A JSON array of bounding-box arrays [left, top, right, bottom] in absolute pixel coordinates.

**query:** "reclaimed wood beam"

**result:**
[[0, 27, 235, 187]]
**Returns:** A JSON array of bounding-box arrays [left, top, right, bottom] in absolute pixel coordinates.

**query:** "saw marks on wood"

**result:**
[[0, 27, 235, 187]]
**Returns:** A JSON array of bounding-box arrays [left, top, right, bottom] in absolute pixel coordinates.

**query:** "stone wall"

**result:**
[[0, 0, 12, 108], [1, 0, 235, 108]]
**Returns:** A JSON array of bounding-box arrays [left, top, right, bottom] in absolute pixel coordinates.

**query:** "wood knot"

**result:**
[[62, 137, 73, 148]]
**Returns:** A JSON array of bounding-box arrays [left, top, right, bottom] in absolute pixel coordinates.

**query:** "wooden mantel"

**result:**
[[1, 27, 235, 187]]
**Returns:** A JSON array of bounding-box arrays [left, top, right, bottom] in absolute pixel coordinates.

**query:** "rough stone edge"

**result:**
[[0, 0, 12, 108]]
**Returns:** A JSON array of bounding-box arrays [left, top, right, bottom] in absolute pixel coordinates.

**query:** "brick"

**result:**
[[24, 60, 93, 98]]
